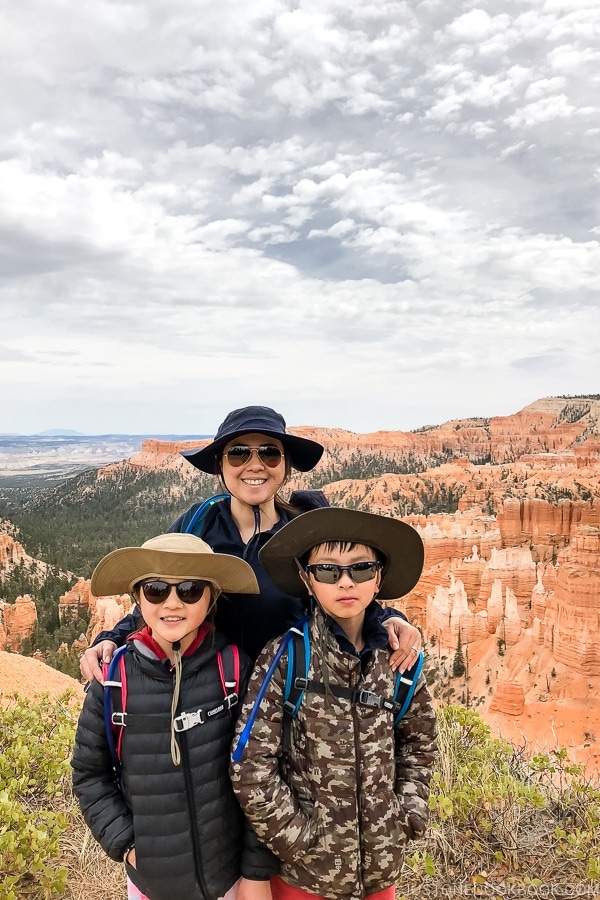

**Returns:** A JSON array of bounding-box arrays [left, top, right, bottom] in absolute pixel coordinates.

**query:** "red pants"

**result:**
[[271, 876, 395, 900]]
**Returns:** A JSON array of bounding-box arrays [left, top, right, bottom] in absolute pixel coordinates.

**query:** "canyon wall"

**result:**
[[2, 395, 599, 759]]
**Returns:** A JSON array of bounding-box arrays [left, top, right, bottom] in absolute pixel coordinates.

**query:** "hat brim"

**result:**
[[259, 508, 424, 600], [91, 547, 260, 597], [181, 429, 324, 474]]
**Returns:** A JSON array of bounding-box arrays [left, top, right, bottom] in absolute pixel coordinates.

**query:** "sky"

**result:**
[[1, 0, 599, 436]]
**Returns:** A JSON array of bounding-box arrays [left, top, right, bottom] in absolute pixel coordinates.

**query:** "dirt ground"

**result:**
[[0, 649, 84, 704]]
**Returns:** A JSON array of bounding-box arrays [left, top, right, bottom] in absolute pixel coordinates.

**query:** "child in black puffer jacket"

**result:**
[[72, 533, 276, 900]]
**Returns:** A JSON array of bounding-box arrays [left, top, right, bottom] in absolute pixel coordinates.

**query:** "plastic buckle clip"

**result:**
[[174, 709, 204, 732], [358, 689, 381, 708]]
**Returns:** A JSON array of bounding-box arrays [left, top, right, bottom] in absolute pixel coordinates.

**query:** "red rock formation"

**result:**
[[477, 547, 537, 623], [0, 596, 38, 651], [88, 593, 134, 644], [489, 679, 526, 715], [541, 526, 600, 676], [497, 498, 600, 560], [128, 439, 203, 474], [58, 578, 92, 621], [0, 533, 28, 572], [426, 575, 489, 646]]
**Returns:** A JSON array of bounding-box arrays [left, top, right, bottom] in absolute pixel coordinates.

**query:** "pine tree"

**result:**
[[452, 631, 466, 678]]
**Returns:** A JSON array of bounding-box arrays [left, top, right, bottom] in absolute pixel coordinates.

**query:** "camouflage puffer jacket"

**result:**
[[230, 609, 437, 900]]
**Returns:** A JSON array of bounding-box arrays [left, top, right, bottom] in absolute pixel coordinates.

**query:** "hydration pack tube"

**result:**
[[184, 494, 230, 535], [231, 617, 310, 763]]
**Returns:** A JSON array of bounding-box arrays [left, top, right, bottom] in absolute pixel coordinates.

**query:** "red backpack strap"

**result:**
[[217, 644, 240, 714], [116, 650, 128, 761]]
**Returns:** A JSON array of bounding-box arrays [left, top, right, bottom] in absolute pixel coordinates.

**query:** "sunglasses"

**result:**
[[304, 561, 382, 584], [139, 580, 210, 604], [224, 445, 284, 468]]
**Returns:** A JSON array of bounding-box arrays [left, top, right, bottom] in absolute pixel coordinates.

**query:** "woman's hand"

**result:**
[[79, 641, 117, 684], [125, 846, 137, 868], [236, 878, 272, 900], [383, 618, 422, 673]]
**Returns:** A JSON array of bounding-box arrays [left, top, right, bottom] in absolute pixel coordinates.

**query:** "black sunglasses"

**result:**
[[224, 444, 284, 468], [304, 561, 382, 584], [139, 580, 210, 604]]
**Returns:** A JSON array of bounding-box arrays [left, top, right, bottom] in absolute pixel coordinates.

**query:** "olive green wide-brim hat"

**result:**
[[259, 507, 424, 600], [91, 533, 260, 597]]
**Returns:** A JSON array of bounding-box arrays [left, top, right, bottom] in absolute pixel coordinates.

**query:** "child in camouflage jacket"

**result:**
[[230, 508, 437, 900]]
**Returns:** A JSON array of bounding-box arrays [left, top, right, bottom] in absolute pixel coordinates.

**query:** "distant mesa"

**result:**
[[35, 429, 86, 437]]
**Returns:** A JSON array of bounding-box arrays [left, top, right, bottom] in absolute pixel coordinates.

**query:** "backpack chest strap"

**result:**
[[111, 692, 238, 733], [287, 678, 401, 716]]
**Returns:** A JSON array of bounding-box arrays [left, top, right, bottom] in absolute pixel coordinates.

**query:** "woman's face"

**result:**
[[220, 432, 286, 506]]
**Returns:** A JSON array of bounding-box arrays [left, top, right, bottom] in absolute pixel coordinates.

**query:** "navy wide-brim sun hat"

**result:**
[[259, 507, 425, 600], [181, 406, 324, 474]]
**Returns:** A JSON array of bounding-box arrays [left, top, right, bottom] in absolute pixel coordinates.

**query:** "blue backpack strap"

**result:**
[[103, 644, 129, 779], [184, 494, 230, 536], [231, 616, 310, 763], [392, 651, 424, 725], [282, 618, 310, 751]]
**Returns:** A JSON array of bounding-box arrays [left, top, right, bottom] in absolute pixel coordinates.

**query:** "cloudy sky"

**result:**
[[1, 0, 598, 436]]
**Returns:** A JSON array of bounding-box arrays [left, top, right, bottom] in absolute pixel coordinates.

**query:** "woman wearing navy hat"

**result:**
[[80, 406, 422, 678]]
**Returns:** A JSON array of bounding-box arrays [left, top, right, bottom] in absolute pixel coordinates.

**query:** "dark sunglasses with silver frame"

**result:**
[[303, 561, 383, 585], [138, 579, 211, 604]]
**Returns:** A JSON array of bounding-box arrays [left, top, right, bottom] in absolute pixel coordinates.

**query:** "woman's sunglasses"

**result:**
[[304, 561, 382, 584], [224, 445, 283, 468], [139, 580, 210, 604]]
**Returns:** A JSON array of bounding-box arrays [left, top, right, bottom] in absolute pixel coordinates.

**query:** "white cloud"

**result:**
[[0, 0, 599, 434]]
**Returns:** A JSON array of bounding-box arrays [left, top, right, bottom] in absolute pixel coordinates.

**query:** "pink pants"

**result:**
[[126, 879, 147, 900], [271, 876, 395, 900], [127, 876, 241, 900]]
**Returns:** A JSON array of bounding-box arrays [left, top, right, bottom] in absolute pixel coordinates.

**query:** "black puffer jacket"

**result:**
[[72, 628, 274, 900]]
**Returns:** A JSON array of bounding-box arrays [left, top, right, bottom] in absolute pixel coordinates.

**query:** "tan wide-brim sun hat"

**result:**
[[91, 533, 260, 597], [259, 507, 424, 600]]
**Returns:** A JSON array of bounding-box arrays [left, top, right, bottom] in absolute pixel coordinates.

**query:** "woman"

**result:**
[[80, 406, 422, 681]]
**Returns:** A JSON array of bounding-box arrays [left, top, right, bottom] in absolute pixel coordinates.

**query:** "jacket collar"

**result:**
[[318, 601, 389, 659], [210, 497, 292, 555], [129, 622, 214, 661]]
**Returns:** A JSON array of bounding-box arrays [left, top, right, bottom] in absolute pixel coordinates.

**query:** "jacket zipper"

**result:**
[[176, 683, 210, 900], [351, 665, 365, 897]]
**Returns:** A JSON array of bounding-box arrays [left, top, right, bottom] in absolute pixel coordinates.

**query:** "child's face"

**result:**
[[303, 543, 382, 626], [137, 578, 213, 654]]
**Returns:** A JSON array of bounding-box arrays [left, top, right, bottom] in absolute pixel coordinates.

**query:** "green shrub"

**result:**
[[0, 693, 76, 898], [400, 705, 600, 894]]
